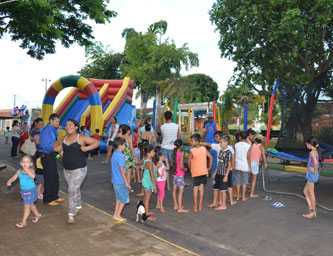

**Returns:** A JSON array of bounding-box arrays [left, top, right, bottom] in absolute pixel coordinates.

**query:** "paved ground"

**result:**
[[1, 137, 333, 256]]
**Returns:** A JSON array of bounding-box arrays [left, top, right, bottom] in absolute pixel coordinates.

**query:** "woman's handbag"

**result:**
[[21, 139, 36, 156]]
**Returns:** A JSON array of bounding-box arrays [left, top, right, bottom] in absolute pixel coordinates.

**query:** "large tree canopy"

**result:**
[[120, 20, 199, 126], [0, 0, 116, 59], [184, 73, 219, 103], [210, 0, 333, 139], [79, 42, 123, 79]]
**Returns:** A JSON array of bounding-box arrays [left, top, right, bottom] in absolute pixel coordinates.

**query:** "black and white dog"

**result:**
[[136, 200, 149, 223]]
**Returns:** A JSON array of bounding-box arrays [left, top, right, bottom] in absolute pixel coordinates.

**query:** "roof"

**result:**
[[0, 109, 13, 119]]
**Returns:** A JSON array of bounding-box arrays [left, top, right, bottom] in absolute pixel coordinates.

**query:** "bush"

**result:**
[[318, 127, 333, 146]]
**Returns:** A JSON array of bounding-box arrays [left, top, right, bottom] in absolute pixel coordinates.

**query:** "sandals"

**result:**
[[68, 215, 75, 224], [16, 223, 27, 228], [32, 214, 42, 223], [112, 217, 127, 223]]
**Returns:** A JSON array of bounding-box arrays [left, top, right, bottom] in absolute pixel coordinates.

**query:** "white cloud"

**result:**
[[0, 0, 235, 111]]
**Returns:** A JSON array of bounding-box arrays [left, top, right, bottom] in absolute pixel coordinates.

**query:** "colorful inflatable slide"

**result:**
[[41, 75, 136, 151]]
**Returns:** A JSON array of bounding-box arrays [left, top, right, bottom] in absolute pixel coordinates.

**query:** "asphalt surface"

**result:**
[[1, 137, 333, 256]]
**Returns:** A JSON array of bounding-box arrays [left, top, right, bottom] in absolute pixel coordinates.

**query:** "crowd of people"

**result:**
[[5, 110, 321, 227]]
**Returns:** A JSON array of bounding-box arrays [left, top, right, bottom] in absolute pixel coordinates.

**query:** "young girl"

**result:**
[[303, 136, 321, 220], [7, 155, 41, 228], [155, 151, 169, 213], [249, 138, 267, 197], [142, 144, 157, 220], [5, 126, 10, 144], [172, 139, 189, 213]]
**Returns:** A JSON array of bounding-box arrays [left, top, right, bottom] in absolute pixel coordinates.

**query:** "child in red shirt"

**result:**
[[88, 129, 101, 159]]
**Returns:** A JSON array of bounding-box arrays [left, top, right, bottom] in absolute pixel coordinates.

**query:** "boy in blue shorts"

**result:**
[[111, 137, 131, 223]]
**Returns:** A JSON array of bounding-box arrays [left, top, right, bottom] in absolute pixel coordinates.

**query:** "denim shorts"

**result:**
[[113, 184, 129, 204], [161, 148, 173, 171], [20, 186, 38, 205], [173, 175, 185, 189], [144, 187, 154, 193], [234, 170, 249, 185], [251, 162, 259, 175]]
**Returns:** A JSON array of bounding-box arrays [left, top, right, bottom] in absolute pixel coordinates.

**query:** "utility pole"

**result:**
[[42, 78, 51, 93], [13, 95, 16, 108]]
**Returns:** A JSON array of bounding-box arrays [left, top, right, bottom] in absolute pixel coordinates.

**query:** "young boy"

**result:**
[[5, 126, 10, 144], [234, 131, 252, 201], [132, 128, 139, 148], [93, 129, 101, 156], [188, 134, 212, 212], [202, 133, 236, 208], [111, 137, 131, 223]]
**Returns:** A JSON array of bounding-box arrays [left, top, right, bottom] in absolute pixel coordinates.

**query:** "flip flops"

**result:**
[[271, 202, 286, 208], [112, 217, 127, 224], [262, 196, 272, 201]]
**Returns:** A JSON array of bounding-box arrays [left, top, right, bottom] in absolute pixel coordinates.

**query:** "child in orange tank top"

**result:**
[[188, 134, 212, 212], [249, 138, 267, 197]]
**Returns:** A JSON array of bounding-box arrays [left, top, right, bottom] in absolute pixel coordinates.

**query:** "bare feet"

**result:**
[[147, 211, 155, 215], [160, 207, 166, 213], [214, 206, 227, 211], [174, 206, 178, 211], [207, 203, 217, 208], [147, 216, 157, 221], [250, 194, 259, 198], [177, 208, 189, 213], [193, 207, 198, 212], [230, 201, 237, 205], [198, 206, 203, 212], [242, 197, 248, 202], [156, 205, 160, 209]]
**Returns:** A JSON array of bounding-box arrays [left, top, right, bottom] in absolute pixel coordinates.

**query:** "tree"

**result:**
[[0, 0, 116, 59], [120, 21, 199, 129], [79, 42, 123, 79], [210, 0, 333, 140], [184, 74, 219, 103]]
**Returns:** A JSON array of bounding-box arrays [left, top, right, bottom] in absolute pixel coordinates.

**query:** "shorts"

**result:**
[[251, 162, 259, 175], [193, 175, 207, 186], [161, 148, 173, 171], [20, 187, 38, 205], [113, 184, 129, 204], [108, 140, 114, 146], [234, 170, 249, 185], [305, 171, 319, 183], [213, 173, 232, 191], [144, 187, 154, 193], [173, 175, 185, 189], [35, 174, 44, 184]]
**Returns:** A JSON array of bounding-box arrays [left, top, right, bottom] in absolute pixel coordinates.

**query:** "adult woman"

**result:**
[[30, 118, 44, 199], [11, 120, 22, 157], [139, 117, 157, 145], [120, 124, 137, 192], [102, 117, 119, 164], [141, 124, 153, 144], [53, 119, 100, 224]]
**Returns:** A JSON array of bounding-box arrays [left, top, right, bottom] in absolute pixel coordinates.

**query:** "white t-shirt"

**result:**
[[211, 144, 235, 170], [235, 142, 251, 172], [161, 122, 179, 150], [108, 124, 119, 142], [12, 126, 21, 138]]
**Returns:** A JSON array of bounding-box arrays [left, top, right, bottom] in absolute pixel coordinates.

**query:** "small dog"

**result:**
[[136, 200, 149, 223]]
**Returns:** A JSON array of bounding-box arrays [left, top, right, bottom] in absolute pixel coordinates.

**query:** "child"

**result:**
[[250, 138, 267, 197], [234, 131, 252, 201], [142, 144, 157, 220], [155, 151, 169, 213], [303, 136, 321, 220], [93, 129, 101, 156], [156, 132, 162, 146], [202, 134, 236, 207], [135, 142, 147, 196], [111, 137, 130, 223], [7, 155, 41, 228], [246, 128, 256, 144], [133, 128, 139, 148], [5, 126, 10, 144], [188, 134, 212, 212], [101, 127, 108, 142], [172, 139, 189, 213]]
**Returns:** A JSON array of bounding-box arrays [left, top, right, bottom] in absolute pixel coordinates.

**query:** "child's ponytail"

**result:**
[[306, 136, 322, 162]]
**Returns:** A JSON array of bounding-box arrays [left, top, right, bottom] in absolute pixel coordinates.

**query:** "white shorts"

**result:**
[[251, 162, 259, 175]]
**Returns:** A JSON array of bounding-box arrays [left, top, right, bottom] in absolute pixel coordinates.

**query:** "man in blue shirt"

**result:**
[[39, 114, 64, 205], [111, 137, 130, 223]]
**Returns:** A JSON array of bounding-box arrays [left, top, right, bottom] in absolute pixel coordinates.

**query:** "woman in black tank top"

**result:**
[[53, 119, 100, 224]]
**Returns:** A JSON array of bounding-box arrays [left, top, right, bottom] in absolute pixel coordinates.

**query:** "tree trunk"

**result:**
[[155, 86, 162, 132], [140, 90, 149, 126]]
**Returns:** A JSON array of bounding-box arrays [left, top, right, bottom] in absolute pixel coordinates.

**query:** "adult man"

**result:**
[[39, 114, 64, 205], [203, 112, 221, 175], [161, 111, 181, 190]]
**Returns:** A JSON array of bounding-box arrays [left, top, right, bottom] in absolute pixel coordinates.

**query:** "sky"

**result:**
[[0, 0, 235, 111]]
